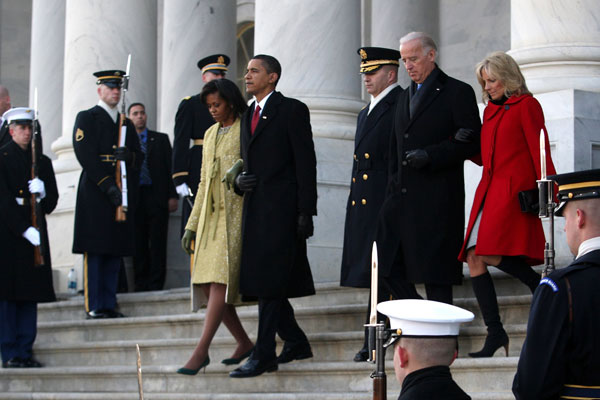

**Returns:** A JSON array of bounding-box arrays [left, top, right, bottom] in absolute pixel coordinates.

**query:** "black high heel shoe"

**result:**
[[469, 331, 509, 358], [221, 347, 253, 365], [176, 355, 210, 375]]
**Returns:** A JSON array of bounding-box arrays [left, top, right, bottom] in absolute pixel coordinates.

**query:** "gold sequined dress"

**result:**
[[185, 118, 243, 309]]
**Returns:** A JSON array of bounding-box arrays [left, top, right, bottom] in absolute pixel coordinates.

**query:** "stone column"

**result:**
[[29, 0, 65, 158], [509, 0, 600, 266], [254, 0, 364, 282], [48, 0, 157, 292]]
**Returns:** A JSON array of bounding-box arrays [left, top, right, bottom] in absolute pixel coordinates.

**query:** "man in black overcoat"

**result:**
[[230, 54, 318, 378], [172, 54, 229, 235], [376, 32, 481, 305], [72, 70, 142, 319], [513, 169, 600, 399], [340, 47, 403, 362], [0, 85, 12, 147], [0, 107, 57, 368], [128, 102, 178, 291]]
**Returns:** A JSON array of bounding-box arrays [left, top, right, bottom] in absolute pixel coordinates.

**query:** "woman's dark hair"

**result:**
[[200, 78, 247, 118]]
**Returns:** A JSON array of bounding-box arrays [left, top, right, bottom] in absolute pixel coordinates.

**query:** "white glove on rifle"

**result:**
[[176, 183, 191, 198], [28, 178, 46, 199], [23, 226, 41, 246]]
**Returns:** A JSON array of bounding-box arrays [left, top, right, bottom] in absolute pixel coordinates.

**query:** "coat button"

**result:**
[[401, 188, 407, 194], [19, 189, 23, 194], [352, 200, 356, 206], [352, 177, 356, 183], [402, 160, 408, 166], [353, 154, 357, 161], [364, 153, 370, 159], [363, 174, 368, 181], [361, 198, 367, 205], [404, 134, 409, 139]]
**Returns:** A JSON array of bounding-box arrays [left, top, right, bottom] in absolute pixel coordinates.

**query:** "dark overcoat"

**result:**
[[0, 120, 9, 148], [376, 68, 481, 285], [72, 105, 142, 256], [145, 130, 177, 207], [513, 248, 600, 399], [0, 140, 57, 302], [238, 91, 317, 298], [340, 85, 401, 288], [398, 366, 471, 400]]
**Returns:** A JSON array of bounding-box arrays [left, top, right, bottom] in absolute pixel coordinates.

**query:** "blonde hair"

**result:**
[[475, 51, 530, 103]]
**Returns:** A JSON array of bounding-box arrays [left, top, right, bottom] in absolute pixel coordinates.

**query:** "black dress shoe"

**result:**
[[276, 341, 313, 364], [21, 357, 43, 368], [103, 309, 125, 318], [229, 357, 278, 378], [2, 357, 24, 368], [86, 310, 108, 319], [353, 346, 369, 362]]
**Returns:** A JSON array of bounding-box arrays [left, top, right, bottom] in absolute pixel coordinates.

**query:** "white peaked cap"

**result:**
[[2, 107, 34, 123], [377, 299, 474, 337]]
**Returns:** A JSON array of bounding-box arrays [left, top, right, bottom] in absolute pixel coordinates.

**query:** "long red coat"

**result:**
[[458, 94, 556, 265]]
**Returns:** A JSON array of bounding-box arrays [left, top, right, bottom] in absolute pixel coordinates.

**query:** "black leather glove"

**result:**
[[404, 149, 430, 169], [235, 172, 257, 192], [106, 185, 122, 207], [297, 214, 314, 240], [454, 128, 478, 144], [114, 146, 132, 163]]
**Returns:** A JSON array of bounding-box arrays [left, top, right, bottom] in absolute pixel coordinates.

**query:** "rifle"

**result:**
[[367, 242, 387, 400], [30, 87, 47, 266], [537, 129, 556, 278], [115, 54, 131, 222]]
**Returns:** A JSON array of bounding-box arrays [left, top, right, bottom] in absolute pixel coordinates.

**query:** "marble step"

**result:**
[[0, 358, 518, 397]]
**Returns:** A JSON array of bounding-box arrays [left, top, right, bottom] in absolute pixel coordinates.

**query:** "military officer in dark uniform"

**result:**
[[72, 70, 142, 319], [340, 47, 402, 362], [172, 54, 229, 235], [0, 107, 58, 368], [513, 169, 600, 399], [0, 85, 12, 147], [378, 299, 473, 399]]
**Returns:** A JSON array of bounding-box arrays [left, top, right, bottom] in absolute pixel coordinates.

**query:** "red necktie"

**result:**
[[251, 105, 261, 135]]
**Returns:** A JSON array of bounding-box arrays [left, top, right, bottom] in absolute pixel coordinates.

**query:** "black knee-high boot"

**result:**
[[495, 256, 540, 293], [469, 272, 509, 358]]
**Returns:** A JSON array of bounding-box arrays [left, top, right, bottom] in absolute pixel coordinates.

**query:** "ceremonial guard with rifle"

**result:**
[[172, 54, 229, 235], [513, 169, 600, 399], [0, 107, 58, 368], [72, 66, 142, 319]]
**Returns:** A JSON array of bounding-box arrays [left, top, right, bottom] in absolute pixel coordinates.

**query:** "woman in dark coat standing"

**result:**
[[458, 52, 556, 357]]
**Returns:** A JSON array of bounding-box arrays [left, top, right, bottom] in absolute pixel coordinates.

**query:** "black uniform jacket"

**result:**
[[376, 67, 480, 285], [0, 140, 57, 302], [145, 130, 177, 207], [399, 366, 471, 400], [72, 105, 142, 256], [238, 91, 317, 299], [172, 94, 214, 191], [0, 120, 9, 148], [513, 248, 600, 399], [341, 85, 401, 288]]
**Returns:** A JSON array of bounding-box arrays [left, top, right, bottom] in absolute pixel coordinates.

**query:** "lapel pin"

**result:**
[[262, 116, 267, 119]]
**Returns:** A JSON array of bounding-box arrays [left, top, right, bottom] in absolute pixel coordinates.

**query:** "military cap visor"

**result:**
[[549, 169, 600, 216], [93, 70, 125, 88], [197, 54, 230, 74], [358, 47, 401, 74]]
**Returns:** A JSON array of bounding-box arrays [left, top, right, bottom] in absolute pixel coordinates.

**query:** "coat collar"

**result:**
[[246, 91, 282, 142], [355, 85, 401, 149], [483, 93, 532, 121], [406, 67, 448, 126]]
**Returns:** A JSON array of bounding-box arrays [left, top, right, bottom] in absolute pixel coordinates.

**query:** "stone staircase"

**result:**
[[0, 267, 536, 399]]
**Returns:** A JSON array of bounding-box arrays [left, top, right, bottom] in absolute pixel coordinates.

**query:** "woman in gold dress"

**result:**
[[177, 79, 253, 375]]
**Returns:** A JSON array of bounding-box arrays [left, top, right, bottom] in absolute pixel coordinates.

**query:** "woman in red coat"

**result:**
[[458, 52, 556, 358]]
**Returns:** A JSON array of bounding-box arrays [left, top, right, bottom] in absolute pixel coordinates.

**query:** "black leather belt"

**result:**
[[99, 154, 116, 162]]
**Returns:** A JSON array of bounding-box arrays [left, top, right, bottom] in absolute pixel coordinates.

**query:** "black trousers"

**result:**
[[133, 186, 169, 291], [254, 298, 308, 362]]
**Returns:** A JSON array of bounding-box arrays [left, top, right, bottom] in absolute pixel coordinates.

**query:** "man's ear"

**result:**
[[397, 345, 409, 368], [449, 349, 458, 366], [576, 208, 586, 229]]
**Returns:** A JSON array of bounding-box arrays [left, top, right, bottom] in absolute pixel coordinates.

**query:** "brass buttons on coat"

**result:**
[[363, 174, 368, 181], [364, 153, 370, 159], [361, 199, 367, 205]]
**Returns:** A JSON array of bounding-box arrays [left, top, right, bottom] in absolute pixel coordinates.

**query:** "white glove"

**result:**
[[176, 183, 190, 198], [23, 226, 41, 246], [28, 178, 46, 199]]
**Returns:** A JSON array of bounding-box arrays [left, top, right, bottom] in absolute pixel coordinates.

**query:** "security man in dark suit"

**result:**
[[230, 54, 317, 378], [0, 107, 58, 368], [340, 47, 403, 362], [72, 70, 142, 319], [172, 54, 229, 235], [128, 102, 178, 291], [376, 32, 480, 305], [0, 85, 12, 147], [513, 169, 600, 399]]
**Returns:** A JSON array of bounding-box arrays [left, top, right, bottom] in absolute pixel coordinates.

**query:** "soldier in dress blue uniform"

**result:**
[[72, 70, 142, 319], [340, 47, 403, 362], [0, 107, 58, 368], [513, 169, 600, 399], [172, 54, 229, 235]]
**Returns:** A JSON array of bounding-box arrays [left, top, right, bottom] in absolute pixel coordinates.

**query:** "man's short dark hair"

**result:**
[[128, 102, 145, 114], [252, 54, 282, 86], [200, 78, 248, 119]]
